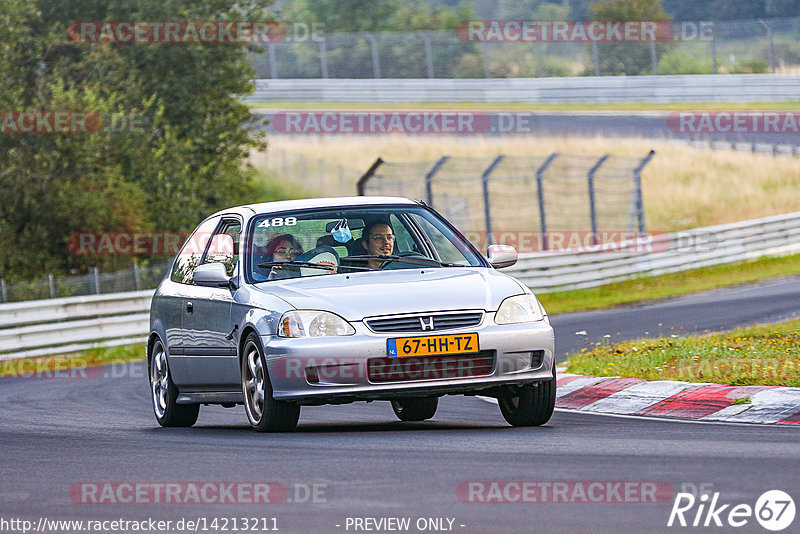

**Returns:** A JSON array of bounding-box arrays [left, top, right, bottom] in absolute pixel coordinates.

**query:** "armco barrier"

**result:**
[[247, 74, 800, 103], [507, 211, 800, 291], [1, 212, 799, 359], [0, 290, 153, 360]]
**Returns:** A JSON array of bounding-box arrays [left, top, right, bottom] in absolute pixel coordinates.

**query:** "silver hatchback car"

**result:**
[[148, 197, 555, 431]]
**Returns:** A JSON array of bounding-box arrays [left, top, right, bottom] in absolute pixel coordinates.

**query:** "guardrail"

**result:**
[[0, 290, 153, 360], [506, 211, 800, 291], [248, 74, 800, 103], [2, 211, 799, 359]]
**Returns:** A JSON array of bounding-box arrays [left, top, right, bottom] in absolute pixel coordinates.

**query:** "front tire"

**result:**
[[497, 366, 556, 427], [391, 397, 438, 421], [149, 340, 199, 427], [241, 334, 300, 432]]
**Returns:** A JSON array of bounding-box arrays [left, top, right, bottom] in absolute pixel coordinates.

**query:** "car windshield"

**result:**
[[247, 205, 484, 282]]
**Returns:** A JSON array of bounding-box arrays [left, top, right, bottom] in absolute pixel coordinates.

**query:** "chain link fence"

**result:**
[[251, 17, 800, 80], [0, 261, 170, 303], [357, 152, 654, 251]]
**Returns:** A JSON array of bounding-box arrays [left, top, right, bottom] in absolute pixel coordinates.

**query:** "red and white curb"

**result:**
[[556, 371, 800, 425]]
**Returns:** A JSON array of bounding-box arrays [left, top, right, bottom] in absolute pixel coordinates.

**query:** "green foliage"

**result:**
[[726, 57, 770, 74], [0, 0, 275, 279], [587, 0, 674, 75], [657, 48, 712, 74]]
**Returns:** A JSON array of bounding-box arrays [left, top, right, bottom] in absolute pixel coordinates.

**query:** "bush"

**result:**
[[657, 49, 713, 75]]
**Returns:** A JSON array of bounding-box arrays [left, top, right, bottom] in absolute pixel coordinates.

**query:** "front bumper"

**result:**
[[263, 313, 555, 404]]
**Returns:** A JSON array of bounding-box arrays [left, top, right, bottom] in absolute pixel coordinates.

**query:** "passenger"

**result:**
[[263, 234, 303, 279], [361, 221, 395, 269]]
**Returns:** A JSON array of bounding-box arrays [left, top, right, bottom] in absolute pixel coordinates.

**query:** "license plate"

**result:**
[[387, 333, 479, 358]]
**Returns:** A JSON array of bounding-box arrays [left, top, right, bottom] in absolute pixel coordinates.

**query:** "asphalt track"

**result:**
[[1, 277, 799, 534]]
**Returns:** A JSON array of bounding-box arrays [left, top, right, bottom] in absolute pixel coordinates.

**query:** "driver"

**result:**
[[361, 221, 395, 269]]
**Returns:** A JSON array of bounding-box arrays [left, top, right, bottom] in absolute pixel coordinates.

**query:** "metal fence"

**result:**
[[251, 17, 800, 79], [357, 152, 654, 249], [251, 147, 361, 194], [0, 261, 170, 304]]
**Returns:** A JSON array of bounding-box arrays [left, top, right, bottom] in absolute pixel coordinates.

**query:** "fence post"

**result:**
[[758, 20, 776, 73], [633, 151, 656, 235], [709, 24, 718, 74], [536, 153, 559, 251], [364, 33, 381, 78], [479, 43, 491, 78], [133, 260, 141, 291], [587, 154, 610, 246], [591, 42, 600, 75], [356, 158, 384, 195], [481, 155, 505, 245], [91, 266, 101, 295], [650, 41, 658, 74], [48, 273, 55, 298], [267, 43, 278, 79], [424, 156, 450, 207], [419, 32, 435, 78], [319, 38, 329, 78], [1, 278, 6, 303]]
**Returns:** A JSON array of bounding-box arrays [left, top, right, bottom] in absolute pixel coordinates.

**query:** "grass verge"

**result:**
[[538, 253, 800, 315], [565, 318, 800, 387], [0, 344, 144, 378]]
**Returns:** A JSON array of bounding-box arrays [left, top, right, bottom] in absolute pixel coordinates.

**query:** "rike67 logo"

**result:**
[[668, 489, 795, 531]]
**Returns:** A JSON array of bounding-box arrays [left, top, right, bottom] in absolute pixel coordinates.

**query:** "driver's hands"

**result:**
[[317, 260, 337, 274]]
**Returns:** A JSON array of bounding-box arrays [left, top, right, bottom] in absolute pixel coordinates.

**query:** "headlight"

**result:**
[[278, 310, 355, 337], [495, 294, 545, 324]]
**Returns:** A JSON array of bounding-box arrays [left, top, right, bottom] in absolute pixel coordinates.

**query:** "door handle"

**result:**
[[186, 301, 193, 314]]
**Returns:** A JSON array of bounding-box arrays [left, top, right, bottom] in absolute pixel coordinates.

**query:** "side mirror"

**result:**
[[193, 263, 233, 288], [487, 244, 517, 269]]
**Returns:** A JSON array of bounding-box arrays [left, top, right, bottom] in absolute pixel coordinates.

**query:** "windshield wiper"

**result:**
[[342, 254, 458, 267], [257, 260, 372, 272]]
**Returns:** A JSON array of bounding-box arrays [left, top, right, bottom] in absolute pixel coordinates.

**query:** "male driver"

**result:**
[[361, 221, 395, 269]]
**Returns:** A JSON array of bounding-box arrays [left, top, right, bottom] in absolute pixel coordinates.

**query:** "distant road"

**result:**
[[551, 274, 800, 358], [251, 109, 799, 146]]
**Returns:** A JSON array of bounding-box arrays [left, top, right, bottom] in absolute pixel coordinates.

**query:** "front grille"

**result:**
[[368, 351, 495, 383], [366, 311, 483, 333]]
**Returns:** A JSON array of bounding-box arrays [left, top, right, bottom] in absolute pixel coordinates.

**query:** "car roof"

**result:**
[[209, 196, 421, 218]]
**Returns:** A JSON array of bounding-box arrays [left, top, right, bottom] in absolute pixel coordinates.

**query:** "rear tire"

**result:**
[[498, 366, 556, 427], [149, 340, 199, 427], [241, 334, 300, 432], [391, 397, 438, 421]]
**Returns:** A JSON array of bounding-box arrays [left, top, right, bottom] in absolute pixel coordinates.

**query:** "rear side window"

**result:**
[[170, 217, 220, 284], [203, 219, 241, 277]]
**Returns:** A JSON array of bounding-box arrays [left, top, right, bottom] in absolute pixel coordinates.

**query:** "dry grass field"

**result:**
[[256, 136, 800, 232]]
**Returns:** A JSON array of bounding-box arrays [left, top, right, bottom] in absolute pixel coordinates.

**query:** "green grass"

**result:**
[[565, 318, 800, 387], [0, 343, 145, 378], [249, 100, 800, 111], [539, 253, 800, 315]]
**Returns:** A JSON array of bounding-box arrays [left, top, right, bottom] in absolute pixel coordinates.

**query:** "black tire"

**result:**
[[498, 366, 556, 427], [241, 334, 300, 432], [149, 339, 199, 427], [391, 397, 439, 421]]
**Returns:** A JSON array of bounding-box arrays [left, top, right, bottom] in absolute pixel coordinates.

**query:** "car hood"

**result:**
[[251, 268, 527, 321]]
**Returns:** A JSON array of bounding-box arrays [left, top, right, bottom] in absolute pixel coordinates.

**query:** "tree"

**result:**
[[0, 0, 272, 279], [587, 0, 673, 75]]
